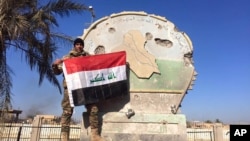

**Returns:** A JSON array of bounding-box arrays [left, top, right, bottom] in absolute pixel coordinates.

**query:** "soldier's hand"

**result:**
[[53, 59, 63, 65]]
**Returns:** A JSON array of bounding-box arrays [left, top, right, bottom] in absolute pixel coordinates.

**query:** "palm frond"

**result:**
[[43, 0, 89, 17], [0, 0, 89, 108]]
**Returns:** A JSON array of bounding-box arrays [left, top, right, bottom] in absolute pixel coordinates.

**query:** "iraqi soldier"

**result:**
[[52, 38, 106, 141]]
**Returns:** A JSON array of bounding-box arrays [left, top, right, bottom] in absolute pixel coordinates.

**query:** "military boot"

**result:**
[[60, 125, 70, 141], [91, 128, 106, 141], [89, 105, 106, 141]]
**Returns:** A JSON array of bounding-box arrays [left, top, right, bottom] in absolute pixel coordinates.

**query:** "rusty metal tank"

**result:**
[[80, 11, 197, 141]]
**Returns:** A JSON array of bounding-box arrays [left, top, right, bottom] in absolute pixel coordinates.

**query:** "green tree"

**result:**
[[204, 120, 213, 123], [215, 118, 222, 123], [0, 0, 89, 110]]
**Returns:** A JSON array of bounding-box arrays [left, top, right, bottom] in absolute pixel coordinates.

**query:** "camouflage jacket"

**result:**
[[52, 48, 90, 88]]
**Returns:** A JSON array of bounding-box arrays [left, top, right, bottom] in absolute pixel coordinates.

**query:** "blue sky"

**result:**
[[7, 0, 250, 124]]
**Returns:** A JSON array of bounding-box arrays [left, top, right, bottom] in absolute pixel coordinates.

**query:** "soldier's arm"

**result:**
[[52, 54, 72, 75], [52, 59, 63, 75]]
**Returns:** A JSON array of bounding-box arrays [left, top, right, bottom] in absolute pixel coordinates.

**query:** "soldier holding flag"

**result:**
[[52, 38, 106, 141]]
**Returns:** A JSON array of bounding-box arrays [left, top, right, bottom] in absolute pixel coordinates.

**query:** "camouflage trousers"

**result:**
[[86, 104, 99, 129], [60, 88, 99, 133], [61, 88, 73, 133]]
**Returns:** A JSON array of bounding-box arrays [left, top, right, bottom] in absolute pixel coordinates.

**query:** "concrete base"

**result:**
[[102, 133, 186, 141], [80, 112, 187, 141]]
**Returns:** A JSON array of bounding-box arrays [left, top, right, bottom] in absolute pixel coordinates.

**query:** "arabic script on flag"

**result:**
[[62, 51, 128, 107]]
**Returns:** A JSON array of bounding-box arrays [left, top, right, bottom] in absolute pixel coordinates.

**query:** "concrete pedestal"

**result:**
[[80, 112, 187, 141], [80, 93, 187, 141]]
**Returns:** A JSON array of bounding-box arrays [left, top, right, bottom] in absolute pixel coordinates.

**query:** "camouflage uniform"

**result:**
[[86, 104, 105, 141], [52, 48, 90, 141]]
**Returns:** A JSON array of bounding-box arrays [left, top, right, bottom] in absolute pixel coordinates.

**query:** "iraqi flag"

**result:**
[[62, 51, 128, 107]]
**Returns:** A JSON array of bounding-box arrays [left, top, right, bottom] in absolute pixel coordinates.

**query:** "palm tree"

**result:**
[[0, 0, 89, 111]]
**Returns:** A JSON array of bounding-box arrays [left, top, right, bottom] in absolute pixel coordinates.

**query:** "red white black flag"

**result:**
[[62, 51, 128, 107]]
